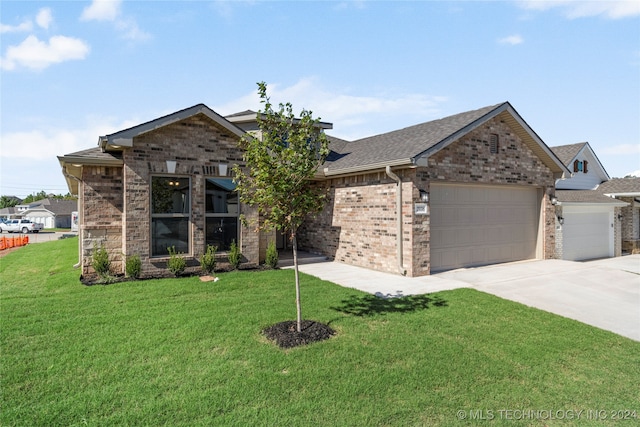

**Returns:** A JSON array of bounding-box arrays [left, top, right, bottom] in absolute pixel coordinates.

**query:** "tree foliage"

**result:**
[[232, 82, 330, 332]]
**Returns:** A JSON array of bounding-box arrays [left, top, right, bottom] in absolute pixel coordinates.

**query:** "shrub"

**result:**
[[92, 243, 111, 277], [265, 241, 278, 269], [125, 254, 142, 279], [228, 240, 241, 270], [200, 244, 217, 275], [167, 246, 186, 277]]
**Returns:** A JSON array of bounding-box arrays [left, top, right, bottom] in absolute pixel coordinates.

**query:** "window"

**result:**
[[205, 178, 239, 251], [151, 176, 190, 257], [489, 134, 499, 154]]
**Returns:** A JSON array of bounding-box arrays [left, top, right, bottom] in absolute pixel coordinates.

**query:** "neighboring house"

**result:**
[[22, 199, 78, 229], [0, 206, 22, 220], [550, 142, 628, 261], [59, 101, 570, 278], [597, 178, 640, 254]]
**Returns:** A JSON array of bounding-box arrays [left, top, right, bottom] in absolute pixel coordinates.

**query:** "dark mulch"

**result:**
[[262, 320, 335, 349]]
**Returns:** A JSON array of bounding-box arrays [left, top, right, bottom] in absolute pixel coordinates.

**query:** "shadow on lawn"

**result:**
[[331, 292, 448, 317]]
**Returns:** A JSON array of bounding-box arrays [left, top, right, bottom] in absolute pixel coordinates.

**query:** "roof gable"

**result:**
[[552, 142, 610, 190], [99, 104, 245, 151], [324, 102, 570, 178]]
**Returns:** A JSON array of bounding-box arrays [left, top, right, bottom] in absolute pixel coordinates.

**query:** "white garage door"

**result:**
[[562, 206, 612, 261], [430, 183, 541, 272]]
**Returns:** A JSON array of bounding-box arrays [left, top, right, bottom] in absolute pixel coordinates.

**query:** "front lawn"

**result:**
[[1, 238, 638, 426]]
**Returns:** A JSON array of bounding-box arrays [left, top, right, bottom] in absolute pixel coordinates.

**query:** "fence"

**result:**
[[0, 235, 29, 251]]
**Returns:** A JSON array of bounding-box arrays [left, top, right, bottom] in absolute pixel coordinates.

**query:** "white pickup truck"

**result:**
[[0, 219, 44, 233]]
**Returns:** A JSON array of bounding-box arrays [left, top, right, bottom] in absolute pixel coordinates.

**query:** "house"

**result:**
[[59, 101, 570, 278], [22, 199, 78, 229], [299, 102, 569, 275], [597, 178, 640, 254], [550, 142, 628, 261]]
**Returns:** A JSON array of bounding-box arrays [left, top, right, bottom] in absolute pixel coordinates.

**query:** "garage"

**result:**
[[430, 183, 541, 272], [561, 205, 612, 261]]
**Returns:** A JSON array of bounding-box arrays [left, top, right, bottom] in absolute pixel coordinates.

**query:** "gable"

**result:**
[[323, 102, 569, 179], [554, 142, 609, 190], [99, 104, 245, 151]]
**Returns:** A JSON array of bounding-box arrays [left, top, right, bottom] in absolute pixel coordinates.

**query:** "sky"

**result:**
[[1, 0, 639, 198]]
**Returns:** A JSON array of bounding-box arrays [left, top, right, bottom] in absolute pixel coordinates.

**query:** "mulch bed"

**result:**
[[262, 320, 335, 349]]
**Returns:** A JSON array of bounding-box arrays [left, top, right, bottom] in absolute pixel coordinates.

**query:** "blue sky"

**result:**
[[1, 0, 639, 198]]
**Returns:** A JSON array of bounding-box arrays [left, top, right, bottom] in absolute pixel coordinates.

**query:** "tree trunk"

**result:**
[[292, 231, 302, 333]]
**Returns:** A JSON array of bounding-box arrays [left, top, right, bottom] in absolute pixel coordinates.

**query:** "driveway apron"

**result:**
[[293, 255, 640, 342]]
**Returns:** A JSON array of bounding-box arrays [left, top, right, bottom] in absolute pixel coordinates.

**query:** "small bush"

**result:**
[[92, 243, 111, 277], [125, 254, 142, 279], [265, 241, 278, 269], [167, 246, 186, 277], [228, 240, 241, 270], [200, 244, 217, 275]]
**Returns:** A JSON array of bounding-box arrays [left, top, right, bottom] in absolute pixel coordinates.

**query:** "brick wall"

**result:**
[[80, 113, 260, 277], [299, 116, 557, 276], [81, 165, 124, 274]]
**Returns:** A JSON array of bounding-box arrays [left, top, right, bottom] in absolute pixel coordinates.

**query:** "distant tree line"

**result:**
[[0, 191, 76, 209]]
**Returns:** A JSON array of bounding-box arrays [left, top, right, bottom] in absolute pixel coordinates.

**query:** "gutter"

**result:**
[[61, 167, 83, 269], [385, 166, 406, 276]]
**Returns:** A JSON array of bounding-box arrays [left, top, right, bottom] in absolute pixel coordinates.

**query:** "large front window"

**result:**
[[151, 176, 190, 256], [205, 178, 238, 251]]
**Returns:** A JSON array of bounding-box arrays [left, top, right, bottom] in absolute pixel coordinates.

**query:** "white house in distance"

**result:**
[[551, 142, 627, 261]]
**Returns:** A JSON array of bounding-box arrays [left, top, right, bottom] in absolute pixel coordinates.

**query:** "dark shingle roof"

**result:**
[[597, 178, 640, 195], [550, 142, 587, 166], [556, 190, 627, 204], [61, 147, 123, 162], [24, 199, 77, 215], [324, 103, 504, 172]]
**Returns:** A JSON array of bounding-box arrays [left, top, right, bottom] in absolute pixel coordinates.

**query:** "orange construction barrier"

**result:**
[[0, 235, 30, 251]]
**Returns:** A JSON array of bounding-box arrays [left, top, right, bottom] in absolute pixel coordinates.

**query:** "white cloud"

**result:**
[[116, 18, 152, 41], [498, 34, 524, 45], [80, 0, 122, 22], [1, 35, 90, 71], [216, 77, 448, 140], [80, 0, 150, 42], [36, 8, 53, 29], [0, 19, 33, 34], [0, 117, 139, 161], [519, 1, 640, 19]]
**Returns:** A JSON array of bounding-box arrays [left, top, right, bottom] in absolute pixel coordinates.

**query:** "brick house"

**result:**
[[58, 105, 262, 277], [59, 101, 570, 278]]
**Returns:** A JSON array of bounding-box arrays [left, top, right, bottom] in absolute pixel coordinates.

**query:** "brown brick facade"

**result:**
[[80, 114, 260, 277], [299, 117, 557, 277]]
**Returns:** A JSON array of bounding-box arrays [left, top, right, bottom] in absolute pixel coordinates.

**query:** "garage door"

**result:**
[[562, 206, 612, 261], [430, 184, 540, 272]]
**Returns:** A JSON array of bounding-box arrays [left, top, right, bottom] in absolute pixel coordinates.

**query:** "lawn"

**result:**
[[1, 238, 639, 426]]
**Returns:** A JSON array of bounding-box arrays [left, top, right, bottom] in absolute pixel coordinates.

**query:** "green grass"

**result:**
[[2, 238, 639, 426]]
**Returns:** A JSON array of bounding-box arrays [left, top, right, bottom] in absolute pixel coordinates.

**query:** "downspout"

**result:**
[[62, 169, 82, 269], [386, 166, 406, 275]]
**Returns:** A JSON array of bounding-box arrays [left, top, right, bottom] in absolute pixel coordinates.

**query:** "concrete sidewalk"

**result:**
[[290, 255, 640, 341]]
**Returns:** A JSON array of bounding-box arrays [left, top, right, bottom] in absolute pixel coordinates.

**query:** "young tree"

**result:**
[[233, 82, 330, 333]]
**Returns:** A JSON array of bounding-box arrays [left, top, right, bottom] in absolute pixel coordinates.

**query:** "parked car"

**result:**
[[0, 219, 44, 233]]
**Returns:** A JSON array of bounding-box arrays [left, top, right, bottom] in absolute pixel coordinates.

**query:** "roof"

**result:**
[[24, 199, 77, 216], [99, 104, 246, 150], [597, 177, 640, 197], [556, 190, 628, 206], [550, 142, 587, 166], [323, 102, 570, 178], [57, 148, 124, 195], [550, 141, 610, 183], [225, 109, 333, 130]]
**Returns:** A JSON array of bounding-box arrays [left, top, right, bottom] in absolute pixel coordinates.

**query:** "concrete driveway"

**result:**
[[294, 255, 640, 341]]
